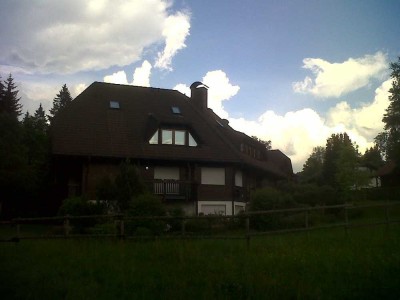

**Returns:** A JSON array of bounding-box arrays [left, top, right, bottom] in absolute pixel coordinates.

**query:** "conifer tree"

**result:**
[[0, 74, 22, 118], [48, 84, 72, 124], [0, 75, 5, 111], [33, 103, 48, 132]]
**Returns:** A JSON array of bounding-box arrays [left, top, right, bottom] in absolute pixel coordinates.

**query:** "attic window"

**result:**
[[149, 128, 198, 147], [110, 101, 120, 109], [171, 106, 181, 114]]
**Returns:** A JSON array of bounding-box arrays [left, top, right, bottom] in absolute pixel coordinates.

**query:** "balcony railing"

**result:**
[[145, 180, 196, 201]]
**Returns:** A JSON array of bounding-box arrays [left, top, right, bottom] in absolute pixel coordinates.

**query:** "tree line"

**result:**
[[0, 74, 73, 218], [299, 56, 400, 196]]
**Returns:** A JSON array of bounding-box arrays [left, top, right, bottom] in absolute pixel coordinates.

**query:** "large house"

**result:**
[[51, 81, 293, 215]]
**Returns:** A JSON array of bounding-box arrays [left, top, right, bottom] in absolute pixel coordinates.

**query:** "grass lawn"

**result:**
[[1, 224, 399, 299]]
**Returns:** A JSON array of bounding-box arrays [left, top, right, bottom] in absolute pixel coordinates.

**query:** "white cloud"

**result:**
[[293, 52, 388, 98], [132, 60, 152, 87], [174, 70, 240, 119], [202, 70, 240, 119], [326, 78, 392, 141], [174, 83, 191, 96], [229, 78, 392, 172], [103, 60, 152, 87], [154, 11, 191, 70], [0, 0, 190, 74], [229, 109, 331, 172], [103, 71, 128, 85]]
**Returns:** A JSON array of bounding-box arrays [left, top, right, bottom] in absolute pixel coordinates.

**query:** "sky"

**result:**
[[1, 0, 399, 172]]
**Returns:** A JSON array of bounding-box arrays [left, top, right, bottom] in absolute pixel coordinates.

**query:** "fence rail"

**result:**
[[1, 202, 399, 245]]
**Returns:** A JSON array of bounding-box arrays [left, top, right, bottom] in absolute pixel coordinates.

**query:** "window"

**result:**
[[171, 106, 181, 114], [188, 133, 197, 147], [162, 130, 173, 144], [175, 130, 185, 145], [235, 171, 243, 187], [149, 128, 198, 147], [149, 130, 158, 144], [201, 167, 225, 185], [109, 100, 120, 109]]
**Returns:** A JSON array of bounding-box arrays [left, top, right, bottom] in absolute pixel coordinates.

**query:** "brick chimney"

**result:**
[[190, 81, 208, 111]]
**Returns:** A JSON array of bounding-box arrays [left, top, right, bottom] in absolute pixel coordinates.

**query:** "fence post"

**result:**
[[15, 218, 20, 239], [385, 204, 390, 229], [181, 218, 186, 236], [119, 216, 125, 240], [305, 209, 309, 229], [245, 215, 250, 249], [344, 206, 349, 236], [64, 215, 70, 237]]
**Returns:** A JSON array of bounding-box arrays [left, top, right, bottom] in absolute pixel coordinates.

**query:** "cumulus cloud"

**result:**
[[174, 83, 191, 96], [155, 11, 191, 70], [0, 0, 190, 74], [174, 70, 240, 119], [132, 60, 152, 87], [103, 60, 152, 87], [293, 52, 388, 98], [229, 109, 331, 172], [104, 71, 129, 85], [229, 78, 392, 172], [326, 78, 392, 140]]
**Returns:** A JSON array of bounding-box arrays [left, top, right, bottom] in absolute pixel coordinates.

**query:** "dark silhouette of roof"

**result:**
[[51, 81, 293, 179]]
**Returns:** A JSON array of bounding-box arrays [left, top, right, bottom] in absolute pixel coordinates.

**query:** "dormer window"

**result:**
[[110, 100, 120, 109], [149, 128, 198, 147]]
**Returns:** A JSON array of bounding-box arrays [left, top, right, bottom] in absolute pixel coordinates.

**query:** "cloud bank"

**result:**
[[293, 52, 387, 98], [0, 0, 190, 74]]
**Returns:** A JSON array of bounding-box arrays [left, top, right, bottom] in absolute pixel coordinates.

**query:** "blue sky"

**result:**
[[0, 0, 399, 171]]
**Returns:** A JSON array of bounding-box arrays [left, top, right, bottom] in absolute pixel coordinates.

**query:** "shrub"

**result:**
[[185, 217, 210, 233], [125, 193, 166, 236], [248, 187, 296, 231], [58, 196, 105, 233]]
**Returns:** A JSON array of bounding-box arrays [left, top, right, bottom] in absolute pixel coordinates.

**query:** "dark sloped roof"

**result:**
[[51, 81, 293, 179]]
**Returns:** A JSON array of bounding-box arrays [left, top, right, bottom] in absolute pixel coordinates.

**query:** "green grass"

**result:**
[[1, 225, 399, 299]]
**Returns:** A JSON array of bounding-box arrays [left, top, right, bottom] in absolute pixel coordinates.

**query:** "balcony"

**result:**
[[146, 180, 197, 201]]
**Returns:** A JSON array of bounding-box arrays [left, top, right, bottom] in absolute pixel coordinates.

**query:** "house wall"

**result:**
[[84, 162, 119, 199], [196, 166, 235, 202]]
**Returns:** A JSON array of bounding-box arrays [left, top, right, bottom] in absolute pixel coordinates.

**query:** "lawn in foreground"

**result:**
[[1, 225, 399, 299]]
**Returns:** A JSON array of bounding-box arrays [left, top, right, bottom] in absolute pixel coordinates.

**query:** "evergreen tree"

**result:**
[[0, 74, 22, 118], [48, 84, 72, 124], [379, 56, 400, 161], [33, 103, 48, 133], [0, 75, 5, 111]]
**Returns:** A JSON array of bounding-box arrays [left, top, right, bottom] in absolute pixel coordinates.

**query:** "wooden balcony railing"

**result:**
[[145, 180, 196, 201]]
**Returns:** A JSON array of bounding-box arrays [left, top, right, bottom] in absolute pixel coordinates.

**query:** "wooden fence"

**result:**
[[1, 202, 399, 246]]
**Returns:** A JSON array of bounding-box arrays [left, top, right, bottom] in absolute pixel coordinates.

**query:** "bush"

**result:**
[[248, 187, 296, 231], [58, 196, 105, 233], [125, 193, 166, 236], [185, 217, 210, 233]]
